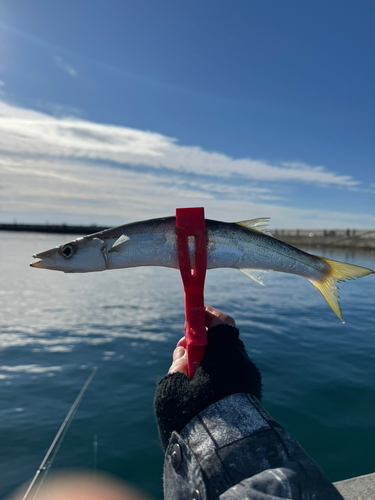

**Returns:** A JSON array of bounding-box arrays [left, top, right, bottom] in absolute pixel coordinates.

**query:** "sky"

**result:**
[[0, 0, 374, 228]]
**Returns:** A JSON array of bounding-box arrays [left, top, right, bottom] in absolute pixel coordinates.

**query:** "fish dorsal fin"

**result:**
[[108, 234, 130, 253], [235, 218, 273, 237], [240, 268, 269, 285]]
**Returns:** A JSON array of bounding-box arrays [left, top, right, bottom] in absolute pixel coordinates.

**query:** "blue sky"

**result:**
[[0, 0, 374, 228]]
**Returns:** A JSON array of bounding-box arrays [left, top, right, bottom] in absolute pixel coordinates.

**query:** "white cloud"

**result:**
[[54, 56, 78, 77], [0, 100, 373, 228], [0, 101, 357, 187], [0, 80, 5, 87]]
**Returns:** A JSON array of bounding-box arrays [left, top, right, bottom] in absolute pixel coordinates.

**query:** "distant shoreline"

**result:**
[[1, 223, 374, 248], [0, 223, 109, 235]]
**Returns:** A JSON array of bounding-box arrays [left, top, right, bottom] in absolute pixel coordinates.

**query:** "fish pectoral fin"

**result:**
[[235, 218, 274, 237], [108, 234, 130, 253], [240, 268, 269, 285], [309, 256, 374, 323]]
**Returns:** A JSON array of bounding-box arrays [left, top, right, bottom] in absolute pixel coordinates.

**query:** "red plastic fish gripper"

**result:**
[[176, 207, 208, 378]]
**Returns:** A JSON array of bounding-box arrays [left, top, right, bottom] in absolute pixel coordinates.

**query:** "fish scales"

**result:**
[[207, 220, 328, 281]]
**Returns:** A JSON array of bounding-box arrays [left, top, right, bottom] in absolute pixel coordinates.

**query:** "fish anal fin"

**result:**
[[240, 268, 268, 285], [309, 256, 374, 322], [235, 218, 274, 237], [108, 234, 130, 253]]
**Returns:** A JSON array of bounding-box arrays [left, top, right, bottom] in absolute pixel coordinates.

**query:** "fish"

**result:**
[[30, 216, 374, 322]]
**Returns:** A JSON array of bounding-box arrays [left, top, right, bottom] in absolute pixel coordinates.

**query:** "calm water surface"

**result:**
[[1, 231, 375, 498]]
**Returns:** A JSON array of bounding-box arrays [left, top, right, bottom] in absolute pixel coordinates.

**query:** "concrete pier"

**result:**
[[335, 472, 375, 499]]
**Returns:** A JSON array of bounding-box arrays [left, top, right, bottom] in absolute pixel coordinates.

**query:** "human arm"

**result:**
[[154, 306, 344, 500]]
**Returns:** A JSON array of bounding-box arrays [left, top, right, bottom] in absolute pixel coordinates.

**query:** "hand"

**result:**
[[169, 305, 236, 375], [154, 305, 262, 451]]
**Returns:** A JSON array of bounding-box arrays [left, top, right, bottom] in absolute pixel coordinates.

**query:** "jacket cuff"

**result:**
[[163, 393, 343, 500]]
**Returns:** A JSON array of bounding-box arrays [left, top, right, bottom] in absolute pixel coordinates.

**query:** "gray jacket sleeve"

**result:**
[[163, 393, 343, 499]]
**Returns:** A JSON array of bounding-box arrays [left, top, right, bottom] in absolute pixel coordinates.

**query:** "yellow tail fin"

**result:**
[[310, 257, 373, 322]]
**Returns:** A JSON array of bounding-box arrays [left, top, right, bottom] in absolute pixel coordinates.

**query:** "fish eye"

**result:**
[[60, 243, 76, 259]]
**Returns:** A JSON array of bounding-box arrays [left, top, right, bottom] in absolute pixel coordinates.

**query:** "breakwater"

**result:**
[[0, 223, 109, 235], [273, 229, 375, 249], [1, 223, 374, 248]]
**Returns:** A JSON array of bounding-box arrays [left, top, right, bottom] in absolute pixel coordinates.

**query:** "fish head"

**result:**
[[30, 236, 107, 273]]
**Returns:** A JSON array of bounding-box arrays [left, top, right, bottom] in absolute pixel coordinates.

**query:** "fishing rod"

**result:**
[[22, 367, 97, 500]]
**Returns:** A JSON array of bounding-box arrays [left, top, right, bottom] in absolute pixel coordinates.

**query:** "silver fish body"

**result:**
[[31, 216, 373, 321], [31, 217, 323, 275]]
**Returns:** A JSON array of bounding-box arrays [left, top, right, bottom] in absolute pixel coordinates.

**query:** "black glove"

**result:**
[[154, 324, 262, 451]]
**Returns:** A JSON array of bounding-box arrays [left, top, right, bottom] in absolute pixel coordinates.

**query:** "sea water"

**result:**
[[0, 231, 375, 499]]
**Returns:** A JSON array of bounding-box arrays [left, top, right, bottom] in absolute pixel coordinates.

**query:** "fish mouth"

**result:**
[[30, 258, 45, 268], [33, 249, 53, 259], [30, 249, 56, 269]]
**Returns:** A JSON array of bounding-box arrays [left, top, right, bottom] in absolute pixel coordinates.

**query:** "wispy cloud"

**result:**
[[54, 56, 78, 77], [0, 100, 373, 228], [0, 101, 358, 187]]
